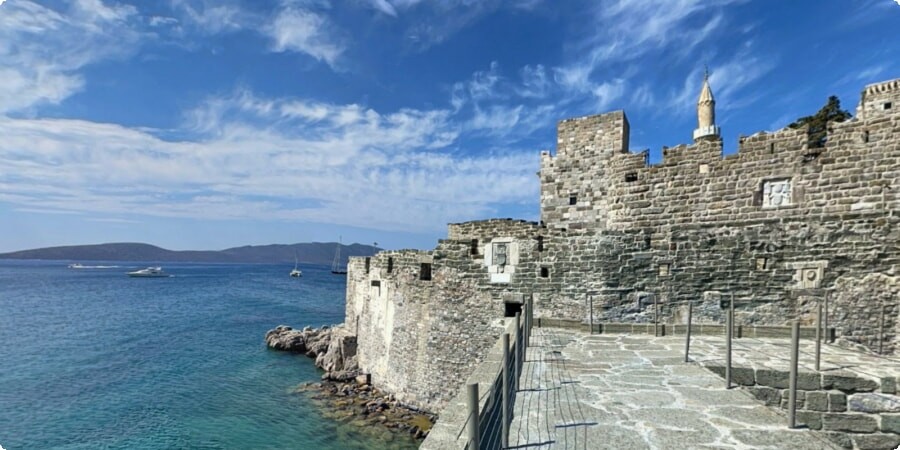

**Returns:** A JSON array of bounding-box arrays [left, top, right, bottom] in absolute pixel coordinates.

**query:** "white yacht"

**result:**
[[127, 267, 170, 278]]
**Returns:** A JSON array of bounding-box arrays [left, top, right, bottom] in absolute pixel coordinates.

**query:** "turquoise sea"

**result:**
[[0, 260, 417, 450]]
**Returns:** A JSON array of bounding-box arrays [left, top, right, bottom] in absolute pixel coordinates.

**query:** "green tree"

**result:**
[[788, 95, 852, 148]]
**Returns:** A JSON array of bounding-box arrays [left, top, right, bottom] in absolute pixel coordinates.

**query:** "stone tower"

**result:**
[[693, 69, 721, 141]]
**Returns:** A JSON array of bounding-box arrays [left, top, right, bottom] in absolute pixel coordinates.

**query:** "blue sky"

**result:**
[[1, 0, 899, 253]]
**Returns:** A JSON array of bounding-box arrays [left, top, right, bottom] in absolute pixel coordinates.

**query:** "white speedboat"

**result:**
[[127, 267, 170, 278], [68, 263, 85, 269]]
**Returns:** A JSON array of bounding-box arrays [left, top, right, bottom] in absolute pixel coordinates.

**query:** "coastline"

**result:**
[[265, 324, 436, 441]]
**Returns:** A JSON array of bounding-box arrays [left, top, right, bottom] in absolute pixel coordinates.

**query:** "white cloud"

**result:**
[[170, 0, 244, 35], [0, 0, 142, 113], [266, 8, 345, 68], [0, 90, 537, 233]]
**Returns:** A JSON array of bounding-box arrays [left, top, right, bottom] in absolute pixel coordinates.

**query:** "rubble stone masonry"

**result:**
[[345, 78, 900, 413]]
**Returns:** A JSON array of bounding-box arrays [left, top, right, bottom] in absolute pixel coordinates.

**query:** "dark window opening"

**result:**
[[569, 195, 577, 205], [504, 302, 523, 318], [752, 189, 763, 206], [387, 257, 394, 273], [540, 267, 549, 278], [885, 102, 893, 110], [470, 239, 479, 255], [370, 280, 380, 287], [643, 236, 652, 250], [365, 257, 371, 274], [536, 236, 544, 252], [624, 172, 638, 182], [419, 263, 432, 281], [863, 130, 870, 143], [769, 143, 775, 154]]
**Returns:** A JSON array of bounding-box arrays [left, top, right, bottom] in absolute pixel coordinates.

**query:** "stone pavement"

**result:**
[[507, 328, 841, 449]]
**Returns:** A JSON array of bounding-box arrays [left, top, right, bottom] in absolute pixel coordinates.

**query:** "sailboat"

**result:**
[[331, 237, 347, 275], [290, 254, 302, 277]]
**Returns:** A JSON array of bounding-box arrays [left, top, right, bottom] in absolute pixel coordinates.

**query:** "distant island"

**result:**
[[0, 242, 380, 266]]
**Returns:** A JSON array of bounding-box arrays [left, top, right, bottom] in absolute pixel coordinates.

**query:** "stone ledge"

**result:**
[[821, 413, 879, 433]]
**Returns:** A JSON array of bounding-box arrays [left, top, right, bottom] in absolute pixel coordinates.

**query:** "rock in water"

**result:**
[[265, 324, 358, 379]]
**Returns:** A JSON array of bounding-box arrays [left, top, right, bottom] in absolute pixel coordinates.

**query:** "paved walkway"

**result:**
[[508, 328, 841, 449]]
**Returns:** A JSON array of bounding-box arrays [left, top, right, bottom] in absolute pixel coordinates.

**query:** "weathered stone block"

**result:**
[[748, 386, 782, 407], [805, 391, 829, 412], [851, 433, 900, 450], [797, 372, 821, 390], [780, 390, 805, 410], [821, 413, 878, 433], [756, 369, 789, 388], [733, 367, 755, 386], [849, 393, 900, 413], [882, 377, 898, 395], [829, 392, 848, 412], [796, 410, 822, 430], [822, 374, 878, 393], [819, 431, 854, 449], [882, 414, 900, 434]]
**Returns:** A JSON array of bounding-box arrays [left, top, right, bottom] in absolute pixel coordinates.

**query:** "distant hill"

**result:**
[[0, 242, 381, 265]]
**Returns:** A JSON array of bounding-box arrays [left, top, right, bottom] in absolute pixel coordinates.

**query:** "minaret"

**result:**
[[693, 67, 721, 141]]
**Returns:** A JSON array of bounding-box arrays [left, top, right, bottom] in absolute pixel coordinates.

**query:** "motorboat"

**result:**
[[127, 267, 170, 278], [68, 263, 85, 269]]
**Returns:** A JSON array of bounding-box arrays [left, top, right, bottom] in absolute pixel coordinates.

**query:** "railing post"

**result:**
[[654, 293, 660, 337], [501, 333, 510, 449], [514, 312, 521, 392], [684, 301, 693, 363], [589, 294, 594, 335], [467, 383, 479, 449], [725, 294, 732, 389], [879, 304, 886, 355], [788, 320, 800, 428], [824, 291, 830, 344], [815, 300, 822, 371]]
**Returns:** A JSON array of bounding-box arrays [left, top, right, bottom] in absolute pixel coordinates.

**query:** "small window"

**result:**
[[569, 195, 577, 205], [624, 172, 638, 182], [540, 267, 549, 278], [419, 263, 432, 281], [504, 302, 522, 317], [365, 257, 371, 274], [755, 257, 769, 270], [387, 257, 394, 273], [370, 280, 380, 287], [470, 239, 479, 255], [769, 143, 775, 154], [863, 130, 870, 143], [885, 102, 893, 110], [536, 235, 544, 252]]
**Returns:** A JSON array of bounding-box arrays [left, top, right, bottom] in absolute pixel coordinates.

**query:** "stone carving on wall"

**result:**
[[484, 238, 519, 283], [786, 261, 828, 289], [763, 179, 792, 207]]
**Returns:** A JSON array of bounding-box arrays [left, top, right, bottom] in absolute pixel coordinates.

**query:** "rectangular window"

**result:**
[[885, 102, 893, 110], [492, 243, 508, 266], [755, 257, 769, 270], [419, 263, 432, 281], [540, 267, 549, 278], [370, 280, 380, 287], [470, 239, 479, 255], [387, 257, 394, 273], [624, 172, 638, 182], [863, 130, 870, 143], [365, 257, 371, 274], [536, 236, 544, 252], [569, 195, 577, 205], [769, 143, 775, 154]]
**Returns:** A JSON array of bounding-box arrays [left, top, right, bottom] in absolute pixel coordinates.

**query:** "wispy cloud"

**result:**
[[265, 7, 346, 68], [0, 0, 143, 113]]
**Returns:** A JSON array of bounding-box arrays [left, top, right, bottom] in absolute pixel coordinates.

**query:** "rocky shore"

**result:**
[[265, 324, 436, 440]]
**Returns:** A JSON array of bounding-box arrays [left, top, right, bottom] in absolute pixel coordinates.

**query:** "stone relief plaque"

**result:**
[[763, 179, 792, 207]]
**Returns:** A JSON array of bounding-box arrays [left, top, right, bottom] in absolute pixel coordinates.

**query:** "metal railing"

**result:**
[[465, 295, 532, 450]]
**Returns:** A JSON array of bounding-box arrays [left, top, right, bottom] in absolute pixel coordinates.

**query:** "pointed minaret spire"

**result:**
[[693, 67, 721, 141]]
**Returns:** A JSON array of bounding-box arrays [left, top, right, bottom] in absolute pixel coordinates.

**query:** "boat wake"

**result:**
[[68, 264, 121, 269]]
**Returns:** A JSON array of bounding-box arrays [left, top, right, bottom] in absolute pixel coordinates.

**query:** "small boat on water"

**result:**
[[68, 263, 84, 269], [127, 267, 170, 278], [290, 255, 302, 277], [331, 238, 347, 275]]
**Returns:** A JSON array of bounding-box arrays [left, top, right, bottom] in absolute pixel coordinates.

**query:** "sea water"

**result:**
[[0, 261, 418, 450]]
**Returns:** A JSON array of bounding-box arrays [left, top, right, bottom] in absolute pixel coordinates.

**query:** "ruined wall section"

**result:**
[[540, 111, 629, 231], [345, 220, 550, 412]]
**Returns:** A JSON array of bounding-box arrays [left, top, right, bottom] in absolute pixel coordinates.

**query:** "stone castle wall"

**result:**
[[345, 78, 900, 413]]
